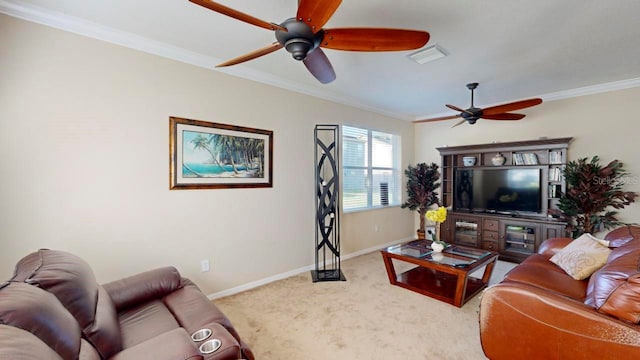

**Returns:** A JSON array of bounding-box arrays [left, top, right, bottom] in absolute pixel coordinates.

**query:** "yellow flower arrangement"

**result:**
[[425, 206, 447, 244], [426, 206, 447, 224]]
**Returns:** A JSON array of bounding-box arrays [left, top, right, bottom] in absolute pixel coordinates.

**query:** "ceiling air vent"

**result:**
[[408, 44, 447, 64]]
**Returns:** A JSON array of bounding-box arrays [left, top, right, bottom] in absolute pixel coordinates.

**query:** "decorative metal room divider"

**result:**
[[312, 125, 346, 282]]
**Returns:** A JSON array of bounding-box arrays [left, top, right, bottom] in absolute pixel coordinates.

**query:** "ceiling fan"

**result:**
[[188, 0, 430, 84], [413, 83, 543, 127]]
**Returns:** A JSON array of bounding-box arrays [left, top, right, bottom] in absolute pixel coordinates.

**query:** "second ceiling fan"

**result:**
[[414, 83, 543, 127], [189, 0, 430, 84]]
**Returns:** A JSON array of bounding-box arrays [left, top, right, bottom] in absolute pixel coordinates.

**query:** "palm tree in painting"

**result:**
[[215, 135, 240, 174], [190, 134, 225, 176], [245, 138, 264, 176], [240, 138, 259, 173]]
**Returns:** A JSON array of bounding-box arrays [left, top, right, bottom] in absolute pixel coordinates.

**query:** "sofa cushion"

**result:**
[[83, 286, 123, 359], [0, 324, 65, 360], [584, 241, 640, 323], [118, 299, 181, 348], [0, 283, 81, 360], [605, 225, 640, 248], [79, 340, 102, 360], [13, 249, 123, 357], [15, 249, 99, 328], [550, 233, 611, 280], [504, 254, 588, 300], [109, 328, 201, 360]]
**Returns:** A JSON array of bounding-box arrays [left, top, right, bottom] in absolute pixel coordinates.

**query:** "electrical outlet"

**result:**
[[201, 259, 210, 272]]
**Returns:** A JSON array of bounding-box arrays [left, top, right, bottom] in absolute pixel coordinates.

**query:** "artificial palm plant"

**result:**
[[401, 162, 441, 238], [559, 156, 637, 237]]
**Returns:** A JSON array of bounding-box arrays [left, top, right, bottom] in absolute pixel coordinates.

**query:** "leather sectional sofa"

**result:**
[[480, 225, 640, 359], [0, 249, 254, 360]]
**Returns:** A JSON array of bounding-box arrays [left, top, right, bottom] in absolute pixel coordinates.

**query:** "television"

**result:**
[[454, 167, 543, 215]]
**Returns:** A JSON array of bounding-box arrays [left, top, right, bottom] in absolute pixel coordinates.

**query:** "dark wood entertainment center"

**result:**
[[438, 137, 573, 263]]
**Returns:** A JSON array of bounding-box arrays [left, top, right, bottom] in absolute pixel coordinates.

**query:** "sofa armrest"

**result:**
[[102, 267, 183, 311], [537, 237, 573, 256], [480, 281, 640, 359], [109, 328, 201, 360]]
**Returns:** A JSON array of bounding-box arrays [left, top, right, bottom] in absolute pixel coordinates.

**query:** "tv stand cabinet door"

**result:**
[[449, 214, 482, 247], [542, 223, 567, 240], [498, 220, 541, 262]]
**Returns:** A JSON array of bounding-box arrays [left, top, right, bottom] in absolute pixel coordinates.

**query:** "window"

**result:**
[[342, 125, 401, 211]]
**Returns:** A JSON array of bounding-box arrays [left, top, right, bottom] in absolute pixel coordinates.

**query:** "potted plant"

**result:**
[[558, 156, 637, 237], [401, 162, 440, 239]]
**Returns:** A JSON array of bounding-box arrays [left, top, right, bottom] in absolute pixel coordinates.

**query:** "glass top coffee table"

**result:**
[[380, 239, 499, 307]]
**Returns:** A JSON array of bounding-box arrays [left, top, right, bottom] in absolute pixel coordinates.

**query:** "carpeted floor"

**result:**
[[215, 251, 516, 360]]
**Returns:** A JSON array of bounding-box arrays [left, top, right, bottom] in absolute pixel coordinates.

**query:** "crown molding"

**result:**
[[540, 77, 640, 102], [0, 0, 407, 120]]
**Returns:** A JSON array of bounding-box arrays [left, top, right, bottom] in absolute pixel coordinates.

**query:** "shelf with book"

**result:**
[[512, 151, 541, 166], [548, 149, 565, 165]]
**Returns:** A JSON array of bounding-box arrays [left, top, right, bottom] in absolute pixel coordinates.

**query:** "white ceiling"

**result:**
[[3, 0, 640, 120]]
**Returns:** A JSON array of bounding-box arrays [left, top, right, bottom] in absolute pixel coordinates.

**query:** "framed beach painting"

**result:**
[[170, 117, 273, 189]]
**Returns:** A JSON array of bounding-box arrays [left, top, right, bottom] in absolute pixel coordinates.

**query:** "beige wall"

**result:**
[[414, 86, 640, 230], [0, 15, 415, 294]]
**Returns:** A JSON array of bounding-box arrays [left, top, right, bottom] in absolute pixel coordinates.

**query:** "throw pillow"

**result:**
[[550, 233, 611, 280]]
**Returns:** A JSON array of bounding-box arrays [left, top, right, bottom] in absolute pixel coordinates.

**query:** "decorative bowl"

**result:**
[[462, 156, 476, 166]]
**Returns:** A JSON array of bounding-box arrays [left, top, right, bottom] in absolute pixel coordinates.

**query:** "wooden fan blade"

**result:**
[[297, 0, 342, 32], [481, 113, 526, 120], [482, 98, 542, 116], [413, 114, 461, 124], [216, 42, 283, 67], [189, 0, 286, 32], [445, 104, 466, 113], [321, 28, 430, 51], [445, 104, 476, 117], [303, 48, 336, 84], [451, 119, 467, 128]]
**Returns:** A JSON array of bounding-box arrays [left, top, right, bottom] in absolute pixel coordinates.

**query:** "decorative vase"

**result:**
[[431, 241, 445, 252], [417, 229, 426, 240], [491, 153, 506, 166], [432, 252, 444, 262]]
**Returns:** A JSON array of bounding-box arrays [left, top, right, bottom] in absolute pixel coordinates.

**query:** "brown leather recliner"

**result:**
[[479, 225, 640, 359], [0, 249, 254, 360]]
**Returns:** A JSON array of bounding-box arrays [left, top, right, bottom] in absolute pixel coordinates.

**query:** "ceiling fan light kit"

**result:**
[[275, 19, 323, 60], [414, 83, 543, 126], [188, 0, 430, 84]]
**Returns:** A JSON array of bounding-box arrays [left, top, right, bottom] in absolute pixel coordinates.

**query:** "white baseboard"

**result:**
[[207, 236, 414, 300]]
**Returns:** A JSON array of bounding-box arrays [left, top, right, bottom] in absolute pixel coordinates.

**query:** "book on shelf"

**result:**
[[549, 150, 563, 164], [524, 153, 538, 165], [513, 153, 523, 165], [548, 167, 562, 181], [513, 152, 538, 165]]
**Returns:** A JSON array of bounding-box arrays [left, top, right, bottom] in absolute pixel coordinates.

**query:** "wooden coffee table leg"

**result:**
[[453, 273, 469, 307], [481, 258, 497, 284], [381, 252, 397, 284]]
